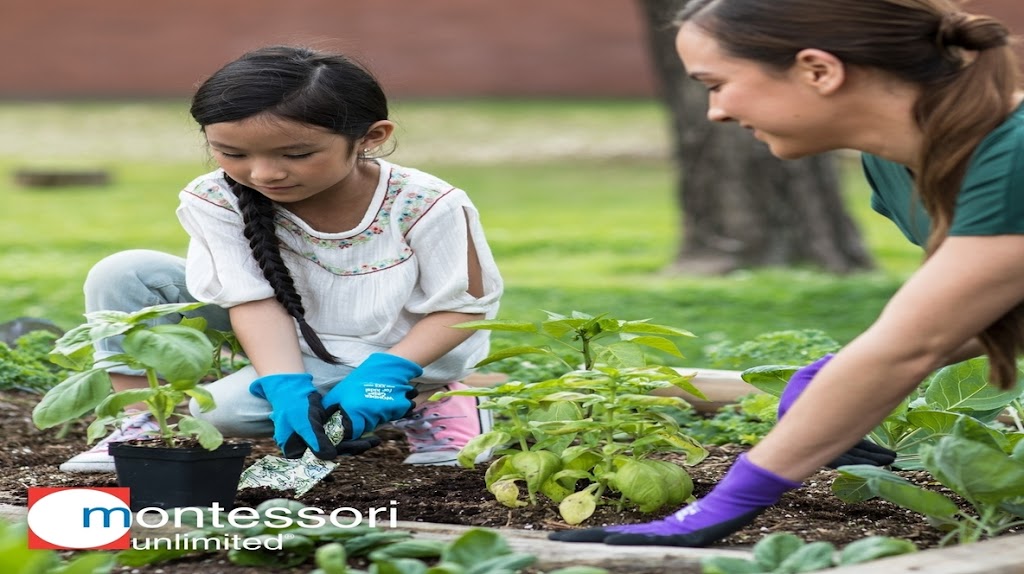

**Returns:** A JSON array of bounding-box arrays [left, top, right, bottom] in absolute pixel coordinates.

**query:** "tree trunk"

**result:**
[[638, 0, 874, 274]]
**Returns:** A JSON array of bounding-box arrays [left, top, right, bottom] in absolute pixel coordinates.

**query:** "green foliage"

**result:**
[[701, 532, 916, 573], [833, 417, 1024, 545], [0, 331, 70, 393], [32, 302, 233, 449], [0, 519, 115, 574], [705, 329, 840, 370], [443, 311, 706, 524], [678, 394, 777, 447]]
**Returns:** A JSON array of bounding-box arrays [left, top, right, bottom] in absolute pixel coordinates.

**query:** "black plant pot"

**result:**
[[110, 441, 252, 511]]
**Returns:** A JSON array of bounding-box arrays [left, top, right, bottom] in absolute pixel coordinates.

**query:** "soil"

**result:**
[[0, 389, 1001, 573]]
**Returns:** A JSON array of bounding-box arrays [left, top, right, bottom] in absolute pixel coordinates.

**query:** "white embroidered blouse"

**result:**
[[175, 160, 503, 384]]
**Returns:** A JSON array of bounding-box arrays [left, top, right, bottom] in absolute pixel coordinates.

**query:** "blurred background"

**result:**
[[1, 0, 1021, 367]]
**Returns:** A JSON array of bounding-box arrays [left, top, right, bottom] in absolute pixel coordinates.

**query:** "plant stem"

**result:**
[[145, 368, 175, 447]]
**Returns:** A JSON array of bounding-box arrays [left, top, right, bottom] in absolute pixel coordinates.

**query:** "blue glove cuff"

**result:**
[[361, 353, 423, 379], [249, 372, 315, 400]]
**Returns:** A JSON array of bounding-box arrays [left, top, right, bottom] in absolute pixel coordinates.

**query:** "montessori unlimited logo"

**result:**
[[27, 487, 401, 551], [27, 487, 133, 550]]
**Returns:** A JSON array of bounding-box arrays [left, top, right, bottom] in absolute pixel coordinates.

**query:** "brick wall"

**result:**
[[2, 0, 1020, 99]]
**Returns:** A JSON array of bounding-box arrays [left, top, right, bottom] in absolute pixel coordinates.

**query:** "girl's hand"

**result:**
[[249, 373, 336, 459], [322, 353, 422, 440]]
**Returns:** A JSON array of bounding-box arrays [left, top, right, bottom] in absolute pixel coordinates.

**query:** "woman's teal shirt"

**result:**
[[862, 102, 1024, 247]]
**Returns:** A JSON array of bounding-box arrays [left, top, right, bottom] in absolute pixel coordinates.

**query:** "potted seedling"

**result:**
[[32, 302, 252, 510]]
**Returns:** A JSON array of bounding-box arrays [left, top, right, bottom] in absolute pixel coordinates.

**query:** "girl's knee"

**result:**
[[84, 250, 186, 311]]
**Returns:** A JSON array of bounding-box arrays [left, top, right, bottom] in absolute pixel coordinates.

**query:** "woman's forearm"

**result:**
[[229, 298, 305, 376], [387, 311, 484, 367]]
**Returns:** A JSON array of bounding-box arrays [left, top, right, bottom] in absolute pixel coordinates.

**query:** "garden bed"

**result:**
[[7, 378, 1017, 573]]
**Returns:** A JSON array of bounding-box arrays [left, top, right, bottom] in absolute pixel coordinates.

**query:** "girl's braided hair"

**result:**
[[189, 46, 390, 363]]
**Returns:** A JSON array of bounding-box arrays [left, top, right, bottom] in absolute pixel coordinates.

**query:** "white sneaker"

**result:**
[[59, 412, 160, 473], [394, 382, 493, 466]]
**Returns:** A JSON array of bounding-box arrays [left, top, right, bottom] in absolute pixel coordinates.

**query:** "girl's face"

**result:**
[[675, 23, 843, 159], [204, 114, 359, 203]]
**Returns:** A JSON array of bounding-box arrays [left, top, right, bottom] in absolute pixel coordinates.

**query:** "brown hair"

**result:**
[[678, 0, 1022, 388]]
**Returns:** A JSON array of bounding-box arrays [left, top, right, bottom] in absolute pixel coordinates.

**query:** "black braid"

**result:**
[[227, 175, 339, 364]]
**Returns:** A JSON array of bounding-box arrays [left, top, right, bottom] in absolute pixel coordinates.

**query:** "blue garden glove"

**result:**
[[249, 373, 336, 460], [549, 454, 800, 547], [322, 353, 422, 441], [780, 354, 896, 468]]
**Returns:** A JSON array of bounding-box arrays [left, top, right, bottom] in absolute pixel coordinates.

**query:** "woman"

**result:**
[[551, 0, 1024, 547]]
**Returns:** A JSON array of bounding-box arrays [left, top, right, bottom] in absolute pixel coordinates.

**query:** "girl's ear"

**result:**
[[793, 49, 845, 95], [359, 120, 396, 152]]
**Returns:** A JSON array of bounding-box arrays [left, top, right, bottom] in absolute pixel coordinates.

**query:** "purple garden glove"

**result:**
[[549, 454, 800, 547], [322, 353, 422, 441], [780, 354, 896, 468]]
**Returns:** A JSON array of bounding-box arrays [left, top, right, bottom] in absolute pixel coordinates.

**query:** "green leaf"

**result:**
[[833, 465, 959, 519], [95, 388, 157, 418], [315, 542, 348, 574], [489, 479, 527, 508], [32, 369, 112, 428], [452, 319, 537, 332], [475, 346, 557, 367], [375, 559, 430, 574], [545, 568, 612, 574], [123, 324, 214, 385], [178, 415, 224, 450], [465, 553, 536, 574], [701, 556, 765, 574], [753, 532, 804, 570], [457, 431, 511, 468], [926, 358, 1022, 412], [617, 321, 695, 337], [598, 341, 646, 368], [776, 541, 836, 572], [185, 385, 218, 412], [838, 536, 917, 565], [627, 335, 684, 357], [740, 365, 799, 397], [442, 529, 510, 567], [368, 539, 445, 562], [925, 435, 1024, 503], [559, 489, 598, 525], [510, 451, 561, 495], [124, 302, 208, 322], [610, 458, 671, 512]]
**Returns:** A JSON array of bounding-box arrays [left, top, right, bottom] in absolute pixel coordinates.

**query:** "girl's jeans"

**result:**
[[85, 249, 436, 439]]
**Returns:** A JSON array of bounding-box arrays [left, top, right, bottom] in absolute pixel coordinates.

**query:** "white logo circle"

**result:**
[[27, 490, 132, 548]]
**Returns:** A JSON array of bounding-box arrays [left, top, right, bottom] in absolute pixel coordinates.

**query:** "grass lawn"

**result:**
[[0, 100, 922, 367]]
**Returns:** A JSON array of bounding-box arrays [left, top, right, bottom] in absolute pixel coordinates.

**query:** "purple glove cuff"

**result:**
[[778, 353, 834, 418], [715, 453, 802, 506]]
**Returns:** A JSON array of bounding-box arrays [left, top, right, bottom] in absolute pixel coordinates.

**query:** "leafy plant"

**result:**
[[701, 532, 916, 574], [440, 311, 708, 524], [0, 331, 71, 394], [743, 357, 1024, 469], [705, 329, 840, 370], [0, 519, 115, 574], [31, 302, 233, 449], [833, 417, 1024, 545], [677, 394, 777, 447]]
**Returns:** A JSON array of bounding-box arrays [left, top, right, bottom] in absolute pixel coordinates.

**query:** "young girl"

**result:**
[[552, 0, 1024, 547], [61, 45, 503, 472]]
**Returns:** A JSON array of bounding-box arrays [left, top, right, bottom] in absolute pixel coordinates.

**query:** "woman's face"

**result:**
[[675, 23, 842, 159]]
